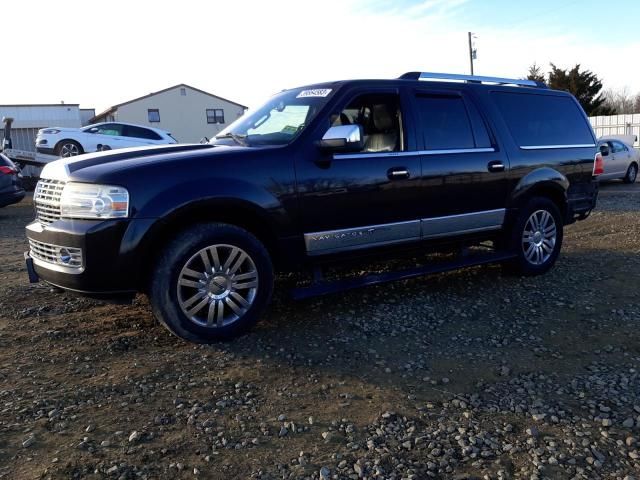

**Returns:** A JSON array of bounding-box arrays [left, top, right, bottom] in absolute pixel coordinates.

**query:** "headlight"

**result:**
[[60, 183, 129, 219], [42, 129, 61, 134]]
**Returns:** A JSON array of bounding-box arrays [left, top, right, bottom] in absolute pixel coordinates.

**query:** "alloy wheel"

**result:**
[[60, 143, 80, 157], [177, 244, 259, 328], [522, 209, 557, 265]]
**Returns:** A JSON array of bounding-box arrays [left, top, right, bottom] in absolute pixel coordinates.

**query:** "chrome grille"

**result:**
[[34, 179, 65, 225], [28, 239, 83, 269]]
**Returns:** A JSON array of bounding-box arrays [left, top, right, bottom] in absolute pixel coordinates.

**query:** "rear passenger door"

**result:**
[[411, 90, 509, 238]]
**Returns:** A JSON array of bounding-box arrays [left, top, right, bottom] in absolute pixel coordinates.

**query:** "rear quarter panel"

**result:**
[[473, 86, 596, 204]]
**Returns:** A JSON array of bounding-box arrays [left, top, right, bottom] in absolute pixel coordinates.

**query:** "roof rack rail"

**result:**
[[399, 71, 547, 88]]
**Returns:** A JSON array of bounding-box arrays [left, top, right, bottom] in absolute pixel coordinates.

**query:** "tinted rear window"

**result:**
[[492, 92, 594, 147], [124, 125, 162, 140]]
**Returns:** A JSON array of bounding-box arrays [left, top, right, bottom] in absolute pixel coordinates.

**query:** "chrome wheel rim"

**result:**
[[60, 143, 80, 157], [177, 244, 259, 328], [522, 209, 556, 265]]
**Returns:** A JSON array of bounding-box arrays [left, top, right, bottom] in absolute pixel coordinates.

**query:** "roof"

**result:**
[[90, 84, 247, 122], [0, 103, 80, 107], [84, 121, 172, 135]]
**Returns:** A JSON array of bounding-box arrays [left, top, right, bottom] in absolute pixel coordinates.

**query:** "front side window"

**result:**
[[148, 109, 160, 123], [330, 93, 403, 153], [89, 123, 123, 136], [414, 94, 475, 150], [207, 109, 225, 124], [211, 87, 335, 147], [611, 141, 628, 153]]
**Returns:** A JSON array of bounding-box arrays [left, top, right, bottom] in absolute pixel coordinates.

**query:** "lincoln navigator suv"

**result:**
[[25, 72, 601, 343]]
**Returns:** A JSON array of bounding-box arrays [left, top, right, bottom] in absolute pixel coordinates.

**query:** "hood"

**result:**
[[39, 143, 242, 181], [38, 126, 82, 133]]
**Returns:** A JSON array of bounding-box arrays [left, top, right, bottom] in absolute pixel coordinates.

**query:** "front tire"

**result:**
[[54, 140, 83, 158], [624, 163, 638, 184], [149, 223, 274, 343], [506, 197, 563, 276]]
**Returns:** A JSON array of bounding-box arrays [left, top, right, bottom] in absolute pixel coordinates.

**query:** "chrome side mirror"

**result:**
[[317, 124, 364, 152]]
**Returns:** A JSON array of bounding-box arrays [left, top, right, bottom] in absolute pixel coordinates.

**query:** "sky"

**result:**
[[3, 0, 639, 113]]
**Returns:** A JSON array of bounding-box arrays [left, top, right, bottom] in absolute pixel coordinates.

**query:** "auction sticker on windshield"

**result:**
[[297, 89, 332, 98]]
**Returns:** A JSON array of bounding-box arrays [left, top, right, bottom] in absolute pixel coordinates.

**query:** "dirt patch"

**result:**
[[1, 184, 639, 479]]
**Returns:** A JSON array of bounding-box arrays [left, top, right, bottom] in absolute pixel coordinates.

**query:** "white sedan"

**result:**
[[36, 122, 177, 158], [597, 135, 639, 183]]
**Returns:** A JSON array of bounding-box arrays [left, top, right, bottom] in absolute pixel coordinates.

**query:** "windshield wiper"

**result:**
[[215, 132, 249, 147]]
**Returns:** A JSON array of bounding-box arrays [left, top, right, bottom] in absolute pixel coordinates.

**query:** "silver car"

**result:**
[[597, 136, 639, 183]]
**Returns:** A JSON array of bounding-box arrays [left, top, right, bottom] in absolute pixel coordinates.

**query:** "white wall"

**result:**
[[0, 104, 83, 129], [114, 86, 246, 143], [590, 114, 640, 148], [0, 105, 86, 153]]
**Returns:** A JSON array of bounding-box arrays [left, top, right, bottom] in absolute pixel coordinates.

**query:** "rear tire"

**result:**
[[149, 223, 274, 343], [504, 197, 563, 276], [623, 163, 637, 184]]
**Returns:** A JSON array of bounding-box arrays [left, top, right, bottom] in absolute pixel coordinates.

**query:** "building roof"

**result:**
[[91, 83, 247, 122], [0, 103, 80, 107]]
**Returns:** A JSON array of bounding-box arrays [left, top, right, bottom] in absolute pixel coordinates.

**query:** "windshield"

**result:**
[[210, 87, 334, 147]]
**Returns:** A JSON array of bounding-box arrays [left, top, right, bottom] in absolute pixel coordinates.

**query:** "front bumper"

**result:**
[[36, 147, 56, 155], [24, 217, 153, 295], [0, 188, 26, 207]]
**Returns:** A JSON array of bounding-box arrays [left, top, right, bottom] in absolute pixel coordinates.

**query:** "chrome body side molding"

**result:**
[[334, 148, 495, 160], [520, 144, 596, 150], [421, 209, 505, 239], [304, 209, 506, 255], [304, 220, 421, 255]]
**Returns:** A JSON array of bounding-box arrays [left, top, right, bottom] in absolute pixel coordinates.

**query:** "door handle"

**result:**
[[487, 161, 505, 173], [387, 167, 410, 180]]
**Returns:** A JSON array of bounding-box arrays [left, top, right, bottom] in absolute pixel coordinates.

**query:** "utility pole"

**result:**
[[468, 32, 475, 75]]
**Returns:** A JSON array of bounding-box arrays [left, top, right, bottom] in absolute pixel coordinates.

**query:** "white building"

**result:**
[[91, 84, 247, 143], [0, 104, 94, 151]]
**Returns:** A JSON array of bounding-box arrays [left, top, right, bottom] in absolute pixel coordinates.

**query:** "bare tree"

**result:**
[[602, 87, 640, 115]]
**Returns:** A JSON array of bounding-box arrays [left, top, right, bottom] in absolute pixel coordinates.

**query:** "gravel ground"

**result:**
[[0, 183, 639, 480]]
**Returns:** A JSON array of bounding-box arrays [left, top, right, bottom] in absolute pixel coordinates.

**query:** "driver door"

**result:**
[[295, 88, 423, 256], [84, 123, 125, 152]]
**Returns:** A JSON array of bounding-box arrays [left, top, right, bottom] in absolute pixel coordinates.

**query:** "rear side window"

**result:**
[[492, 92, 594, 147], [414, 95, 475, 150], [124, 125, 163, 140]]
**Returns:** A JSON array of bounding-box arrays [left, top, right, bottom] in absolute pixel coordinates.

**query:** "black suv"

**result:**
[[25, 72, 601, 342]]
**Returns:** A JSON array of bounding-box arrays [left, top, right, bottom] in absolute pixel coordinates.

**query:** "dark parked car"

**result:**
[[0, 153, 25, 208], [25, 72, 601, 343]]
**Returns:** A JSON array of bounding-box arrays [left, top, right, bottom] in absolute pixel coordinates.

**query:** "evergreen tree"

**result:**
[[547, 64, 615, 115], [526, 63, 546, 83]]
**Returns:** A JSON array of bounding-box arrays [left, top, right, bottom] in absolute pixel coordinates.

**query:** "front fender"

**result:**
[[135, 176, 287, 221]]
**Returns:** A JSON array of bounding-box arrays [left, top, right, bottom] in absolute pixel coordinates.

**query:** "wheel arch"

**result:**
[[509, 167, 569, 219], [137, 198, 283, 289]]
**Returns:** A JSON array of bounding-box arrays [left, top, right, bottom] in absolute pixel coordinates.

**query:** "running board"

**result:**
[[290, 251, 516, 300]]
